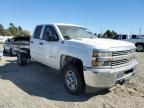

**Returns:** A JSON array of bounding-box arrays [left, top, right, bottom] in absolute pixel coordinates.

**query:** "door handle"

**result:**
[[39, 43, 43, 45], [30, 41, 34, 43]]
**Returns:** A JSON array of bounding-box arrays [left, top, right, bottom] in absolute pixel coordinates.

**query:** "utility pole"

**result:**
[[139, 27, 142, 36]]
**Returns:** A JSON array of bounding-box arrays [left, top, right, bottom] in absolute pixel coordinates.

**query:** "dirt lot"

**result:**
[[0, 44, 144, 108]]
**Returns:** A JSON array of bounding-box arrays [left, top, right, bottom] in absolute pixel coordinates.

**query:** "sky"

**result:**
[[0, 0, 144, 34]]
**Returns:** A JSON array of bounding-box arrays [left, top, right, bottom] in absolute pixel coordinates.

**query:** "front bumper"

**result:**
[[83, 60, 138, 93]]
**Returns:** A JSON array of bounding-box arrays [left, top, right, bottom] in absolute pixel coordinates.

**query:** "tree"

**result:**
[[17, 26, 23, 35], [20, 30, 31, 36], [102, 30, 117, 39], [5, 29, 12, 36], [9, 23, 14, 27], [0, 24, 5, 35], [8, 23, 18, 36], [18, 26, 22, 32], [111, 30, 117, 37], [0, 22, 30, 36]]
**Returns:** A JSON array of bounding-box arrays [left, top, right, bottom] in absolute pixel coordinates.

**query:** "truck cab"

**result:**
[[17, 23, 138, 95]]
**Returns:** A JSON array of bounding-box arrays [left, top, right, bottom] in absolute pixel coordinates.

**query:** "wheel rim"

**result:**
[[137, 45, 143, 51], [65, 71, 78, 90]]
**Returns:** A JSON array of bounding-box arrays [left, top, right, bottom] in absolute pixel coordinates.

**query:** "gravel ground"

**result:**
[[0, 44, 144, 108]]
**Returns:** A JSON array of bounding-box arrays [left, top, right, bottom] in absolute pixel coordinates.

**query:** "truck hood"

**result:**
[[66, 38, 135, 51]]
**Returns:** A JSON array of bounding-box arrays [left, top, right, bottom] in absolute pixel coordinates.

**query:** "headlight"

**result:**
[[92, 60, 111, 67], [92, 51, 112, 67], [93, 51, 112, 57]]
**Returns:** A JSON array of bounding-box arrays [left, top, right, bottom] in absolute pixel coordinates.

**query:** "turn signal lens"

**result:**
[[92, 60, 111, 67], [92, 60, 99, 66]]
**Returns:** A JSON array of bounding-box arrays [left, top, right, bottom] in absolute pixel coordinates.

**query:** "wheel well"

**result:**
[[60, 55, 83, 70], [60, 55, 85, 84], [135, 42, 144, 46]]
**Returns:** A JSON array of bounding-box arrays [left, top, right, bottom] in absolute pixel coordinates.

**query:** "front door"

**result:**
[[40, 25, 60, 69]]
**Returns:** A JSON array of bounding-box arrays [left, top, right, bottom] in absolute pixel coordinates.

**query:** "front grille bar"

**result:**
[[112, 49, 135, 56]]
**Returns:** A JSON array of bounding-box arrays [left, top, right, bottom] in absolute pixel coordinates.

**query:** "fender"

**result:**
[[59, 44, 92, 69]]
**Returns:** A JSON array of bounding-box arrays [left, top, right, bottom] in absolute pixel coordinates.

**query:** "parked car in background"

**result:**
[[113, 34, 144, 52], [0, 36, 13, 44], [3, 36, 30, 56]]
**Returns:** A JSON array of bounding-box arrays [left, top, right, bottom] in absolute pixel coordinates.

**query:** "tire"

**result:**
[[63, 64, 85, 95], [9, 48, 13, 56], [17, 52, 27, 66], [136, 44, 144, 52], [3, 47, 6, 53]]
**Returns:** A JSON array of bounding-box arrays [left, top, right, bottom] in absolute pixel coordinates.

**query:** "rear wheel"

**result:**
[[17, 53, 27, 66], [63, 64, 85, 95], [3, 47, 6, 53], [136, 44, 144, 52], [9, 48, 14, 56]]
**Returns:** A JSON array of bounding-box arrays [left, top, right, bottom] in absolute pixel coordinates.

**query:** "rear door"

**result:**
[[30, 25, 44, 62]]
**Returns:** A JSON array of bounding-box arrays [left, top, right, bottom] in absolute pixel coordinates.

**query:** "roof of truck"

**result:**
[[36, 23, 82, 28], [54, 23, 82, 27]]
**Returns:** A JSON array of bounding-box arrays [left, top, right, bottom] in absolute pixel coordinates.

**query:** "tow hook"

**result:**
[[116, 80, 125, 85]]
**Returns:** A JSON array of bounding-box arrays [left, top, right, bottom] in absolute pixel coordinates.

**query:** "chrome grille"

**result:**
[[112, 59, 129, 66], [111, 49, 135, 66], [112, 49, 135, 56]]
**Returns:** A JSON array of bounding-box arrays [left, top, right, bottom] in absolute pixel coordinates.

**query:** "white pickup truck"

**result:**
[[17, 23, 138, 95], [113, 34, 144, 52]]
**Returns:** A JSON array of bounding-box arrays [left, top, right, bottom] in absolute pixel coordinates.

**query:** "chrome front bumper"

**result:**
[[83, 60, 138, 93]]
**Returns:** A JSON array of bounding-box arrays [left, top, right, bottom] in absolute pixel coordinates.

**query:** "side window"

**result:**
[[42, 25, 59, 41], [33, 26, 43, 39], [122, 35, 127, 40], [113, 35, 120, 40], [131, 35, 137, 39]]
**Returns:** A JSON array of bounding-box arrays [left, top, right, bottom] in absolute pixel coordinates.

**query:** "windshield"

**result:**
[[58, 26, 96, 40]]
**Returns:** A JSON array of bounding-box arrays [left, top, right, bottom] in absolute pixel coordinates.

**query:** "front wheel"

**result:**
[[136, 44, 144, 52], [63, 64, 85, 95]]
